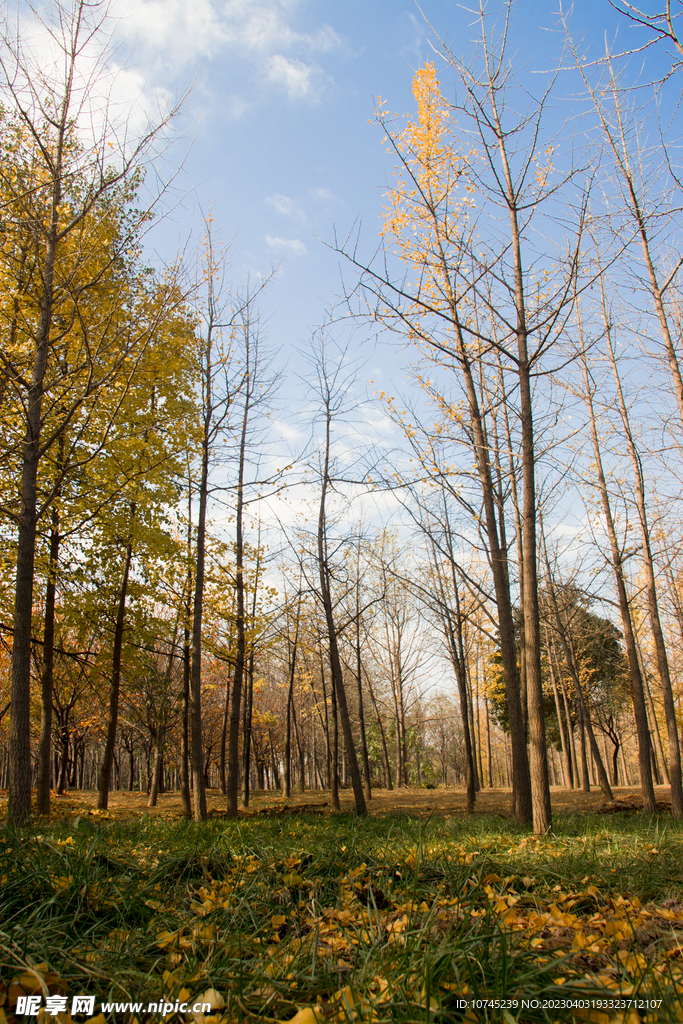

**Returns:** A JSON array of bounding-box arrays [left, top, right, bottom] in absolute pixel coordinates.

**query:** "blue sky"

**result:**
[[112, 0, 665, 381], [93, 0, 678, 551]]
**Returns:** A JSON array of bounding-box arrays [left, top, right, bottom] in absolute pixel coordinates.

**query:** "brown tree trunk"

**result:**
[[541, 544, 613, 801], [241, 651, 255, 807], [98, 519, 134, 810], [458, 342, 531, 820], [328, 655, 340, 809], [180, 603, 192, 817], [354, 566, 372, 801], [242, 541, 261, 808], [602, 305, 683, 816], [366, 670, 393, 790], [147, 727, 164, 808], [577, 325, 655, 811], [36, 501, 60, 816], [226, 363, 253, 819], [431, 539, 476, 812], [190, 437, 209, 821], [547, 645, 573, 789], [283, 594, 302, 800], [8, 132, 64, 826], [317, 403, 367, 816], [219, 673, 231, 796]]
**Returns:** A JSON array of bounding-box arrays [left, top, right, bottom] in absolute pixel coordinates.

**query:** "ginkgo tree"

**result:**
[[344, 3, 590, 829], [0, 0, 186, 825]]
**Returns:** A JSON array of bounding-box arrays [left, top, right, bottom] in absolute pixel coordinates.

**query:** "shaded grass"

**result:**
[[2, 809, 683, 1022]]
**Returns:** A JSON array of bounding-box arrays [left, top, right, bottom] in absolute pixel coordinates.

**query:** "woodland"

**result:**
[[4, 0, 683, 1020]]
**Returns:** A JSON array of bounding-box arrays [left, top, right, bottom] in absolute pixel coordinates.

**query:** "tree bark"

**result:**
[[180, 599, 192, 817], [602, 304, 683, 816], [316, 390, 367, 816], [354, 562, 372, 801], [577, 325, 655, 811], [547, 644, 573, 789], [541, 552, 613, 801], [241, 650, 255, 807], [190, 434, 209, 821], [36, 502, 60, 816], [283, 595, 302, 800], [147, 726, 164, 808], [8, 164, 62, 826], [226, 346, 255, 818], [98, 519, 134, 809], [366, 669, 393, 790]]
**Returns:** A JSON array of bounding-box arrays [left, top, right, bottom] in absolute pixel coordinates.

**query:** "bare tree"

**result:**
[[189, 225, 240, 821], [308, 336, 367, 816], [573, 301, 656, 811], [608, 1, 683, 68], [339, 3, 591, 828]]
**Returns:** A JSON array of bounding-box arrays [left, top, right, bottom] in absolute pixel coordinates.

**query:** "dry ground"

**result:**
[[1, 783, 672, 821]]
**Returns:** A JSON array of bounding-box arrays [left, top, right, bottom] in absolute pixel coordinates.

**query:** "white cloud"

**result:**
[[265, 234, 307, 255], [111, 0, 339, 94], [114, 0, 223, 66], [267, 193, 297, 216], [267, 54, 321, 101], [223, 93, 251, 120], [310, 186, 339, 203], [219, 2, 341, 55], [0, 0, 339, 171], [271, 420, 303, 440], [0, 9, 174, 154]]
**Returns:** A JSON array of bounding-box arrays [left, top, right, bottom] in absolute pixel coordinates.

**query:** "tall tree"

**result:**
[[0, 0, 183, 824], [309, 337, 367, 816], [189, 226, 238, 821], [574, 304, 656, 811]]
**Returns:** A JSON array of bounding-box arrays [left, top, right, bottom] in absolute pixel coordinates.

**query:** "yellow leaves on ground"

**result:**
[[16, 818, 683, 1024], [282, 872, 306, 888], [278, 1008, 322, 1024], [276, 974, 440, 1024], [140, 838, 683, 1010]]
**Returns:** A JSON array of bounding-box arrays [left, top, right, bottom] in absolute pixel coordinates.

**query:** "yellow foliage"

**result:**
[[379, 62, 476, 331]]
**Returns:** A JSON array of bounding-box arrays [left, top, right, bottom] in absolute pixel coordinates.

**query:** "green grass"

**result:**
[[3, 809, 683, 1022]]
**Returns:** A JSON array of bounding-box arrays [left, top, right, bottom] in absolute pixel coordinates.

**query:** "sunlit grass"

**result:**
[[2, 809, 683, 1021]]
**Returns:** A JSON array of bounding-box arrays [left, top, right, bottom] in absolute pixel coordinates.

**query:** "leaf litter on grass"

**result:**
[[3, 807, 683, 1022]]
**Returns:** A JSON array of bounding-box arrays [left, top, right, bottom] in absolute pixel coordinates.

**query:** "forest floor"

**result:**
[[8, 783, 669, 821], [2, 787, 683, 1024]]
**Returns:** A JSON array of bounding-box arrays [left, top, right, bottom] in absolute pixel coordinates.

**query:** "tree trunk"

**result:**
[[283, 595, 301, 799], [366, 670, 393, 790], [433, 551, 476, 812], [226, 379, 251, 819], [180, 609, 192, 817], [578, 326, 655, 811], [241, 651, 255, 808], [98, 523, 134, 810], [603, 308, 683, 816], [242, 542, 261, 808], [518, 355, 551, 832], [328, 650, 341, 809], [578, 701, 590, 793], [36, 502, 60, 816], [317, 410, 367, 816], [190, 436, 209, 821], [219, 673, 231, 796], [8, 159, 62, 826], [147, 727, 164, 808], [354, 578, 372, 801], [542, 550, 613, 801], [548, 645, 573, 789]]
